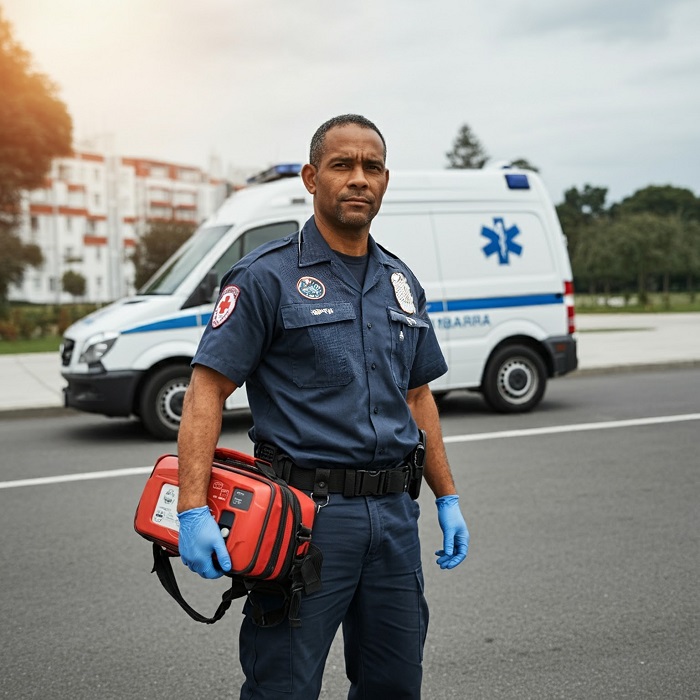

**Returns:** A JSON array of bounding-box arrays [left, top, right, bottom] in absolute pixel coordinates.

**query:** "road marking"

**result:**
[[1, 413, 699, 490], [0, 466, 153, 490], [443, 412, 700, 443]]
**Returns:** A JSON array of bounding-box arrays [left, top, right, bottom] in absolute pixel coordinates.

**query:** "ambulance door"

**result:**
[[370, 209, 448, 390], [430, 205, 560, 389]]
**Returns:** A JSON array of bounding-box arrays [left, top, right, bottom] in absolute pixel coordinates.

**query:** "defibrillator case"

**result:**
[[134, 447, 315, 581]]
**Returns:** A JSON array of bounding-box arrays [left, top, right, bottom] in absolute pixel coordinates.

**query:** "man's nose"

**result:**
[[347, 164, 369, 187]]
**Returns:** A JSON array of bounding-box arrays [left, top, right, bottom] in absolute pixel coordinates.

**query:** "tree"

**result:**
[[509, 158, 539, 173], [62, 270, 86, 299], [0, 228, 42, 312], [132, 220, 196, 289], [445, 123, 489, 169], [613, 185, 700, 222], [0, 8, 72, 312], [556, 184, 609, 264]]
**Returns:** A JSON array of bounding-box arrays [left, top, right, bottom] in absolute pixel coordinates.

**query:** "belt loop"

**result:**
[[279, 457, 293, 483]]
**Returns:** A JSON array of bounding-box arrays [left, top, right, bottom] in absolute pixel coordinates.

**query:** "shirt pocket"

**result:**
[[387, 308, 429, 389], [281, 302, 356, 388]]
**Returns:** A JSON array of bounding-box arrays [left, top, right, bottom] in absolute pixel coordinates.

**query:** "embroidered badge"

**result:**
[[296, 276, 326, 300], [391, 272, 416, 314], [211, 285, 240, 328]]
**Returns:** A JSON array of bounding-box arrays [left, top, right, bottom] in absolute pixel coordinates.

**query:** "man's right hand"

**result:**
[[177, 506, 232, 579]]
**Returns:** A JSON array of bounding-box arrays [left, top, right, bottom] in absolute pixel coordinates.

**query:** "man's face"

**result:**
[[302, 124, 389, 233]]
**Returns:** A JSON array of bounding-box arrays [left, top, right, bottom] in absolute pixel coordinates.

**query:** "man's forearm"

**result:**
[[177, 366, 236, 512], [406, 384, 457, 498]]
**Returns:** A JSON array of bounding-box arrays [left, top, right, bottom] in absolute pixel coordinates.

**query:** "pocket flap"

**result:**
[[281, 302, 356, 329]]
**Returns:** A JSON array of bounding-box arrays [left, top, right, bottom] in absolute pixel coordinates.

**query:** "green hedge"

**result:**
[[0, 304, 99, 341]]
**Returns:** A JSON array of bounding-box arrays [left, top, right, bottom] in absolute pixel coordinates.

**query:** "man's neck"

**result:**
[[313, 215, 369, 256]]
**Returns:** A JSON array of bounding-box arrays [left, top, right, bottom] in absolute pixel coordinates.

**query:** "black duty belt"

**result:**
[[255, 433, 426, 501]]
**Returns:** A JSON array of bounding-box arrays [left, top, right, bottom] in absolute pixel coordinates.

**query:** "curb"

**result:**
[[1, 361, 698, 420], [568, 360, 700, 377]]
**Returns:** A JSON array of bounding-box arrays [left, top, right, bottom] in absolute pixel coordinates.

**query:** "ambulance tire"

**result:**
[[140, 365, 192, 440], [482, 344, 547, 413]]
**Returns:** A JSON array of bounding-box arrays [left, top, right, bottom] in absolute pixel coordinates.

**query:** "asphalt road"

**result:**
[[1, 368, 699, 699]]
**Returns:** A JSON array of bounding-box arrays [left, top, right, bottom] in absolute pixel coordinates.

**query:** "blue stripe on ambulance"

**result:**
[[122, 295, 562, 334], [426, 293, 562, 314], [122, 315, 201, 334]]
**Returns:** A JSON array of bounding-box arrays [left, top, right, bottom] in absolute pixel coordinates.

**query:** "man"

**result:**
[[177, 114, 469, 699]]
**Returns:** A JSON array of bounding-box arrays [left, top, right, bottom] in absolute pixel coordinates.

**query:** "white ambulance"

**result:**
[[60, 165, 577, 439]]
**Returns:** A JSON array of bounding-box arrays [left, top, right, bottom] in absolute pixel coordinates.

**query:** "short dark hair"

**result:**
[[309, 114, 387, 168]]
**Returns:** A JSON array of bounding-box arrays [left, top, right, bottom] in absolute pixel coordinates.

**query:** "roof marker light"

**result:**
[[246, 163, 302, 185], [505, 173, 530, 190]]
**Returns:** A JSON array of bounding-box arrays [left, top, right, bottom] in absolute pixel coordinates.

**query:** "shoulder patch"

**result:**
[[212, 285, 240, 328]]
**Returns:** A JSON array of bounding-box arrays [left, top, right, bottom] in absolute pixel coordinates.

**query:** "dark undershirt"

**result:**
[[334, 250, 370, 288]]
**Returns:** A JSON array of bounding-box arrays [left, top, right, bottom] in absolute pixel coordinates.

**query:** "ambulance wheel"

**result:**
[[140, 365, 192, 440], [482, 344, 546, 413]]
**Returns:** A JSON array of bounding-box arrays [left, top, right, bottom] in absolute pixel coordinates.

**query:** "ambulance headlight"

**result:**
[[79, 332, 119, 365]]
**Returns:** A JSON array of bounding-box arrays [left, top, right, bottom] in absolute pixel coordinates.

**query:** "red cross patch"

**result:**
[[212, 285, 240, 328]]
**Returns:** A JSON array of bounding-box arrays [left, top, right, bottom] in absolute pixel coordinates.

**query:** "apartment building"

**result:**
[[11, 151, 230, 304]]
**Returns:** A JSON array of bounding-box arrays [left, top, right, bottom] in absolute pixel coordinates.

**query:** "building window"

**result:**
[[94, 168, 101, 181], [94, 193, 101, 207], [49, 277, 57, 292], [31, 216, 39, 232], [66, 217, 72, 232]]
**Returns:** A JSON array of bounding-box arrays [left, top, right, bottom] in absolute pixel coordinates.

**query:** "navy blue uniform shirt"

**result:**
[[193, 217, 447, 470]]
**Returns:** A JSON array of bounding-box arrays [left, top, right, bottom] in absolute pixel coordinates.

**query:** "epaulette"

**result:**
[[376, 241, 401, 260], [236, 233, 298, 268]]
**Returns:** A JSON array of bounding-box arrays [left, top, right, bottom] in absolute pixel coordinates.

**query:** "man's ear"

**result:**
[[301, 164, 317, 195]]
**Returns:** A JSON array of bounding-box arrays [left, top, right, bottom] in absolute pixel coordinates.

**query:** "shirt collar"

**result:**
[[298, 216, 395, 269]]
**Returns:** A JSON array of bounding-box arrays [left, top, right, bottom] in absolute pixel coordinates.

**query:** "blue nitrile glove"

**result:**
[[435, 495, 469, 569], [177, 506, 231, 579]]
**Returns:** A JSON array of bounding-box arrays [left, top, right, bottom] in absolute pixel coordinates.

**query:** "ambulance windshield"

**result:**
[[138, 225, 232, 295]]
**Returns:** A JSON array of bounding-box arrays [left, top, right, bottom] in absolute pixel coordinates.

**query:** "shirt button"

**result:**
[[373, 407, 379, 414], [379, 448, 385, 455], [371, 363, 376, 370], [366, 322, 372, 329]]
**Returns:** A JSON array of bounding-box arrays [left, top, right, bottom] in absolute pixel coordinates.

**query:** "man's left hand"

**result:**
[[435, 495, 469, 569]]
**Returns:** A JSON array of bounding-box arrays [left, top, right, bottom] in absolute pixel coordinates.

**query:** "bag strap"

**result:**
[[150, 543, 244, 624]]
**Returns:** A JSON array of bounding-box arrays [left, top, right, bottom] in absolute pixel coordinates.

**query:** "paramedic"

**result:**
[[176, 114, 469, 699]]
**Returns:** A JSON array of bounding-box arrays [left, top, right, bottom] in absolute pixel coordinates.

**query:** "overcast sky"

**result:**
[[4, 0, 700, 203]]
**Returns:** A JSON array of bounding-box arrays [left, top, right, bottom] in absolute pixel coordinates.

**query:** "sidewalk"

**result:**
[[0, 313, 698, 414]]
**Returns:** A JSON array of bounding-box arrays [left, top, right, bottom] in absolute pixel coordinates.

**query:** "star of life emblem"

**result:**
[[297, 276, 326, 300], [212, 285, 240, 328], [391, 272, 416, 314]]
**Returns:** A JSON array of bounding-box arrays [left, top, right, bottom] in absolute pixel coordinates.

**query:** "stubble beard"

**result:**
[[334, 202, 379, 231]]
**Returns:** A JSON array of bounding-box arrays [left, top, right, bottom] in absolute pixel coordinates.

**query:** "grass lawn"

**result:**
[[575, 292, 700, 313], [0, 335, 62, 355]]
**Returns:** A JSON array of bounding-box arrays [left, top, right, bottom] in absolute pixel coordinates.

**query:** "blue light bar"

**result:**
[[246, 163, 302, 184], [505, 173, 530, 190]]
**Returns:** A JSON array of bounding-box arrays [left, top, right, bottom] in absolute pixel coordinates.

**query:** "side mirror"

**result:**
[[202, 270, 219, 302], [182, 270, 220, 309]]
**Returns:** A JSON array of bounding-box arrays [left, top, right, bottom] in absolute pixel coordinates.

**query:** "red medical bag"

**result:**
[[134, 447, 321, 626]]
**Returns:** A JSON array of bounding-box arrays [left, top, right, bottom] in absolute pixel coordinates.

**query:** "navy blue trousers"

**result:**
[[239, 492, 428, 699]]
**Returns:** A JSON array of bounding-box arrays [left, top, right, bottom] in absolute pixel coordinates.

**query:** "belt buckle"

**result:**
[[355, 469, 386, 496]]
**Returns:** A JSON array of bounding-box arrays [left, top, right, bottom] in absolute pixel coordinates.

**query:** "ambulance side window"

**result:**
[[210, 221, 299, 290]]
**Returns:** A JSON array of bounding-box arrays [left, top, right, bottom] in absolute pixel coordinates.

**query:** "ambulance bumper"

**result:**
[[63, 370, 144, 417], [543, 335, 578, 376]]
